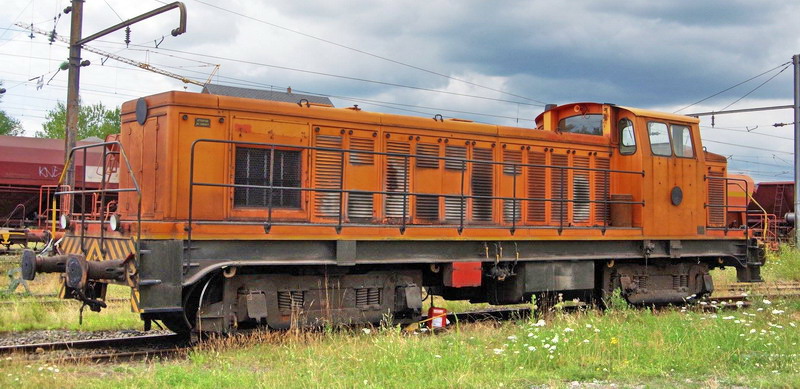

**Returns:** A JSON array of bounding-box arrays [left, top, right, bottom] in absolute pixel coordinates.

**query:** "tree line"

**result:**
[[0, 81, 120, 139]]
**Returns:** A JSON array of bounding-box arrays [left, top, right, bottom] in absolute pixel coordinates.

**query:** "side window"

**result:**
[[558, 114, 603, 135], [618, 118, 636, 155], [234, 147, 302, 208], [647, 121, 671, 156], [670, 125, 694, 158]]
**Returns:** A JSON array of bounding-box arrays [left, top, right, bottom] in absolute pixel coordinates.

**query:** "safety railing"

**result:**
[[2, 204, 27, 229], [186, 139, 645, 265], [55, 141, 141, 261], [704, 175, 749, 235]]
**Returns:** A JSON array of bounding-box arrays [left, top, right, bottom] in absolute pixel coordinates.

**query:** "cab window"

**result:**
[[558, 114, 603, 135], [671, 125, 694, 158], [647, 121, 671, 156], [618, 118, 636, 155]]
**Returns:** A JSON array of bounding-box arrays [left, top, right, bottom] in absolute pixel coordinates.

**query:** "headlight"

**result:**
[[109, 214, 121, 232], [59, 214, 70, 229]]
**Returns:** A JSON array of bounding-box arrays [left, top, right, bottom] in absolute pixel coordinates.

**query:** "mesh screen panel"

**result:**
[[234, 147, 301, 208]]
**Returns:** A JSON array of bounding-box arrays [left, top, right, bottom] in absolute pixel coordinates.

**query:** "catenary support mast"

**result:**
[[793, 54, 799, 247]]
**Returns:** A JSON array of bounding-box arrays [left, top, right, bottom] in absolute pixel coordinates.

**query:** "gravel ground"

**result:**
[[0, 329, 173, 347]]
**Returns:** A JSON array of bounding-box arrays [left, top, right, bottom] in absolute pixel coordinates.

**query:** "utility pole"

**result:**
[[63, 1, 187, 194], [794, 54, 800, 247], [64, 0, 84, 195]]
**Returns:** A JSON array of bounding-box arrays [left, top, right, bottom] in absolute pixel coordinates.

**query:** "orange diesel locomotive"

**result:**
[[21, 89, 764, 333]]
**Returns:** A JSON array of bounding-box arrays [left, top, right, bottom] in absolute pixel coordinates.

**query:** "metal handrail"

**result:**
[[55, 141, 141, 262], [185, 138, 646, 268], [2, 204, 26, 228], [704, 175, 749, 236]]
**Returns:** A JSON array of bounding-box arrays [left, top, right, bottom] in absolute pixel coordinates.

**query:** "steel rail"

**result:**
[[0, 333, 185, 355]]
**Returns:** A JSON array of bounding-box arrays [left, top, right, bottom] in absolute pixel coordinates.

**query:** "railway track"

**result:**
[[710, 281, 800, 301], [0, 280, 797, 364], [0, 297, 128, 307], [0, 333, 189, 363], [0, 296, 130, 307]]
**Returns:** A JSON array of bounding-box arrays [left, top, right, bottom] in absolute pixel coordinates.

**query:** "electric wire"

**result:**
[[3, 45, 540, 124], [121, 42, 544, 107], [702, 139, 793, 155], [673, 61, 791, 113], [699, 125, 793, 141], [175, 0, 548, 105], [718, 64, 791, 111]]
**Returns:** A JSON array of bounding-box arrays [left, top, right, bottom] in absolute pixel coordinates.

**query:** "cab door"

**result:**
[[641, 119, 703, 236]]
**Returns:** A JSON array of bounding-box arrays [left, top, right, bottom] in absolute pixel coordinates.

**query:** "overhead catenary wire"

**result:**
[[131, 62, 539, 123], [1, 48, 540, 126], [120, 42, 544, 107], [174, 0, 548, 105], [727, 156, 792, 169], [703, 139, 793, 155], [18, 29, 546, 123], [673, 61, 791, 113], [718, 64, 792, 112], [23, 29, 545, 109], [2, 44, 541, 125], [699, 125, 793, 141]]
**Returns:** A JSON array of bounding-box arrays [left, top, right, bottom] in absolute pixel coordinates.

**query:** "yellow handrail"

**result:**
[[748, 193, 770, 239]]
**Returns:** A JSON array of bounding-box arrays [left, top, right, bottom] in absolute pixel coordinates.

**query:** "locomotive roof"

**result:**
[[202, 84, 333, 106], [618, 105, 700, 124], [533, 102, 700, 125], [124, 91, 693, 148]]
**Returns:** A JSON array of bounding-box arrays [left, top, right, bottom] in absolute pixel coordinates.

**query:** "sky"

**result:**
[[1, 0, 799, 182]]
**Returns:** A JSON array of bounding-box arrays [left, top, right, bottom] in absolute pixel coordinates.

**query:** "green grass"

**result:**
[[0, 255, 141, 332], [2, 300, 800, 388], [2, 249, 800, 387], [0, 295, 142, 332], [762, 245, 800, 282]]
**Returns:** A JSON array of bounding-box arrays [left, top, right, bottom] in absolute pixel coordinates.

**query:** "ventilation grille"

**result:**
[[277, 290, 304, 313], [527, 151, 547, 223], [550, 153, 569, 223], [707, 171, 726, 226], [445, 145, 467, 170], [416, 194, 439, 220], [355, 287, 382, 308], [385, 141, 410, 218], [234, 147, 301, 208], [503, 149, 522, 175], [503, 199, 521, 222], [416, 143, 440, 169], [445, 197, 466, 222], [573, 156, 591, 222], [471, 148, 494, 222], [594, 157, 610, 225], [313, 135, 343, 218], [348, 192, 373, 220], [349, 137, 375, 165]]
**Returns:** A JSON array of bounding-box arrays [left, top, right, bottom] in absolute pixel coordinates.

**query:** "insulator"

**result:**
[[125, 26, 131, 48]]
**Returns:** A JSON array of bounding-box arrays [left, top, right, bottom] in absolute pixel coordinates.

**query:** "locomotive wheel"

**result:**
[[161, 313, 192, 334], [159, 280, 205, 334]]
